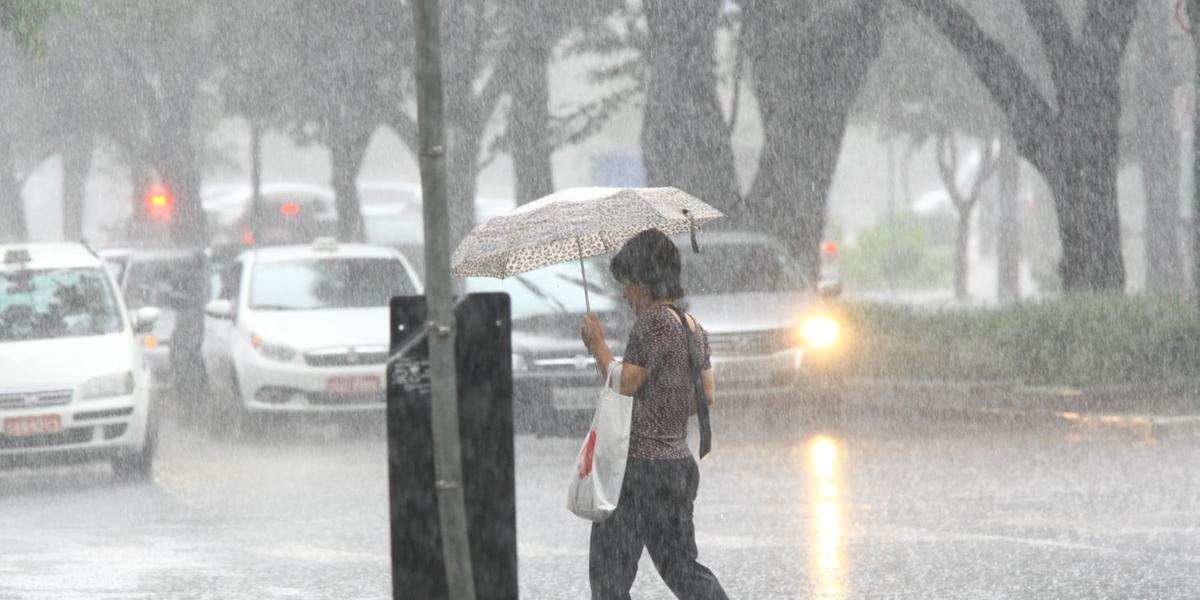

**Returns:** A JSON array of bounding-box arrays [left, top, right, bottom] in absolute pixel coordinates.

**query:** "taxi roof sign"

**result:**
[[3, 248, 31, 265], [312, 237, 338, 252]]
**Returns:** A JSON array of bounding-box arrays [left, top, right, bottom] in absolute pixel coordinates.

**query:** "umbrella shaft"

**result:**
[[575, 237, 591, 313]]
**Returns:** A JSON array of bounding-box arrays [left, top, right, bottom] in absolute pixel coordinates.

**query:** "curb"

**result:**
[[842, 379, 1200, 439]]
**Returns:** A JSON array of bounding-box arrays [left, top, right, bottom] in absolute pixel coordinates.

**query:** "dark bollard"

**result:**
[[387, 293, 517, 600]]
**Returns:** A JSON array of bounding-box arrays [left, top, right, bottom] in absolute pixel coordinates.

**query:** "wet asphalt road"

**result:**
[[2, 410, 1200, 600]]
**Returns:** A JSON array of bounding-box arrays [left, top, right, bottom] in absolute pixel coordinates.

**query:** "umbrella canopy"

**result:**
[[451, 187, 724, 280]]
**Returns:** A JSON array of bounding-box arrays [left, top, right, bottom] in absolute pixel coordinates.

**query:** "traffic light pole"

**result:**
[[411, 1, 477, 600]]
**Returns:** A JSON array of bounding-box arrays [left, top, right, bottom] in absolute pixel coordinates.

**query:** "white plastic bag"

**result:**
[[566, 362, 634, 522]]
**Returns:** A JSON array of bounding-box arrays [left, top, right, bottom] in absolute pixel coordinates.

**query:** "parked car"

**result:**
[[466, 256, 631, 436], [202, 182, 338, 247], [200, 239, 422, 432], [471, 230, 846, 437], [102, 247, 207, 393], [0, 243, 160, 479]]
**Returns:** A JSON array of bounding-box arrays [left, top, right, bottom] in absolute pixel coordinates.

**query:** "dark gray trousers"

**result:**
[[589, 457, 729, 600]]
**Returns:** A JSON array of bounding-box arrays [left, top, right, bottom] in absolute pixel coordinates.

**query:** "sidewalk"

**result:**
[[843, 378, 1200, 439]]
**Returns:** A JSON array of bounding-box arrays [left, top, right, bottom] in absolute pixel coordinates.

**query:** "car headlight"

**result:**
[[511, 353, 529, 373], [800, 316, 839, 349], [80, 371, 135, 400], [250, 333, 297, 362]]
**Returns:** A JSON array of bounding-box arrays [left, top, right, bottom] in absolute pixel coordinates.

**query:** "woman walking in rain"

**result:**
[[580, 228, 729, 600]]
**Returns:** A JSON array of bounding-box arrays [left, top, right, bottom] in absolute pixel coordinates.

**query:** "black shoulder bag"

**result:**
[[667, 304, 712, 459]]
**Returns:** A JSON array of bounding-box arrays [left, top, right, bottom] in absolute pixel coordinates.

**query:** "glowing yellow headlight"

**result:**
[[801, 316, 839, 349]]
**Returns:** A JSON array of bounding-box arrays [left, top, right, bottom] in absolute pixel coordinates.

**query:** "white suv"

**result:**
[[201, 240, 422, 431], [0, 243, 159, 479]]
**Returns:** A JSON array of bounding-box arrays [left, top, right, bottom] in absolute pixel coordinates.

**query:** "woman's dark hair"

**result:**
[[610, 229, 685, 301]]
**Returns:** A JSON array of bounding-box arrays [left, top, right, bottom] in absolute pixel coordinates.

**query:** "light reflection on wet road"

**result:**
[[2, 414, 1200, 599]]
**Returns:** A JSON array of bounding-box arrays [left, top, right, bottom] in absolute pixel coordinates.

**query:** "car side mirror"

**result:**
[[817, 280, 843, 298], [205, 299, 233, 320], [133, 306, 160, 334]]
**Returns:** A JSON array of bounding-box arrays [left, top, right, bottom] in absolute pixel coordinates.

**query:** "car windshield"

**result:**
[[467, 259, 620, 320], [124, 257, 192, 309], [681, 241, 810, 295], [250, 258, 416, 310], [0, 267, 124, 342]]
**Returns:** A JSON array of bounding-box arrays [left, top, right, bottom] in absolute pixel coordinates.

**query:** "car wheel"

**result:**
[[112, 428, 156, 482], [208, 373, 259, 438], [114, 399, 159, 482], [112, 449, 154, 482]]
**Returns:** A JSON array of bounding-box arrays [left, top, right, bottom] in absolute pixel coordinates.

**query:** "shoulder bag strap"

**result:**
[[667, 304, 712, 459]]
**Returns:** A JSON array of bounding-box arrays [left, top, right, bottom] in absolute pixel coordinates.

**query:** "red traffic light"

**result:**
[[822, 241, 838, 257], [144, 184, 174, 223]]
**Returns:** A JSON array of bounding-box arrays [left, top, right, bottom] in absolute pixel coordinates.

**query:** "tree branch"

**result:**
[[386, 109, 420, 155], [935, 129, 965, 207], [901, 0, 1055, 161], [966, 140, 999, 203], [473, 63, 508, 129], [1019, 0, 1074, 104], [1082, 0, 1140, 63]]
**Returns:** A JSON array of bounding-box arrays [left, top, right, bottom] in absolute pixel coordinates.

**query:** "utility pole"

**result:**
[[1187, 1, 1200, 310], [250, 119, 263, 240], [410, 1, 477, 600]]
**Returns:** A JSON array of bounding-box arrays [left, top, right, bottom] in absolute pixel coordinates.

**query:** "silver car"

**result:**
[[679, 231, 844, 397], [475, 230, 845, 437]]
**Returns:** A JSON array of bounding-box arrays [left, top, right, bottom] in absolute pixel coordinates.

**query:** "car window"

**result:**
[[681, 242, 810, 295], [250, 258, 416, 310], [466, 259, 620, 319], [0, 267, 124, 342], [124, 258, 188, 309]]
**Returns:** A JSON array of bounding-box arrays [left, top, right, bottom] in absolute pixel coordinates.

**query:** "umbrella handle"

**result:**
[[576, 237, 591, 313]]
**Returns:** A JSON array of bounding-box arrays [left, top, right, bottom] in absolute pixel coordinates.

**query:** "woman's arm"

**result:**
[[702, 368, 716, 406], [582, 313, 649, 395], [689, 368, 717, 416]]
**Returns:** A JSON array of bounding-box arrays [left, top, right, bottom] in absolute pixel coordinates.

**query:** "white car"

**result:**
[[201, 240, 422, 430], [0, 243, 160, 479]]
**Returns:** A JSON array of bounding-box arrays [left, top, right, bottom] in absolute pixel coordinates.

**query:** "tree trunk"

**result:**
[[1189, 0, 1200, 309], [901, 0, 1134, 293], [745, 0, 884, 282], [641, 0, 740, 215], [1012, 45, 1127, 294], [1133, 7, 1184, 292], [61, 130, 94, 241], [954, 205, 970, 300], [508, 33, 555, 205], [157, 83, 207, 247], [328, 122, 372, 242], [1141, 131, 1184, 292], [996, 143, 1021, 303], [0, 139, 27, 242], [1040, 124, 1126, 292]]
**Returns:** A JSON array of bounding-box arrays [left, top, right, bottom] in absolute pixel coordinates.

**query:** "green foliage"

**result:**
[[841, 210, 952, 290], [0, 0, 66, 54], [845, 295, 1200, 385]]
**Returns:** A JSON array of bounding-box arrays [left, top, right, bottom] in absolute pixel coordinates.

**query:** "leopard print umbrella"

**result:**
[[450, 187, 725, 279]]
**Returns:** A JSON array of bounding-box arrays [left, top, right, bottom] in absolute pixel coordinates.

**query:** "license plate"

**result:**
[[327, 376, 381, 395], [4, 415, 62, 437], [552, 387, 597, 411]]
